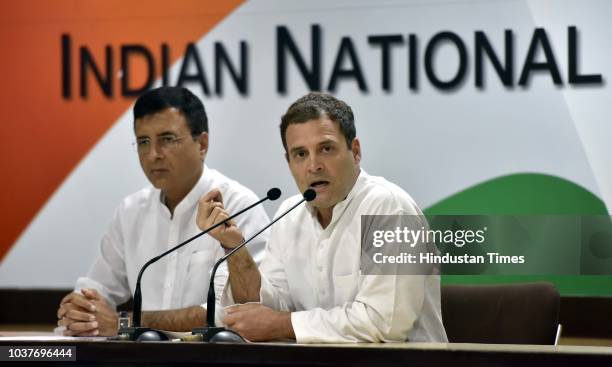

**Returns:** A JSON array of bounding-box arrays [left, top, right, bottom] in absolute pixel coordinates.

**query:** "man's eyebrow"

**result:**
[[317, 139, 336, 146], [289, 139, 338, 153], [136, 131, 177, 140], [289, 145, 306, 155], [156, 131, 177, 137]]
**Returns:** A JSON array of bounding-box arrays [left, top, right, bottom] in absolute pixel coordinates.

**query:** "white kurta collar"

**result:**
[[306, 169, 366, 229], [156, 164, 211, 218]]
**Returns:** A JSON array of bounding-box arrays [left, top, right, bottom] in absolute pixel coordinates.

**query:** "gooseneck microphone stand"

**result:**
[[193, 189, 316, 343]]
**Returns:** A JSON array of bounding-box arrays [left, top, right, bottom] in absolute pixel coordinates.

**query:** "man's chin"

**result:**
[[311, 196, 336, 210], [147, 177, 168, 190]]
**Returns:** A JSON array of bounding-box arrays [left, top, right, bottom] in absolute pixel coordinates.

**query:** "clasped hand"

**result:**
[[57, 288, 117, 337]]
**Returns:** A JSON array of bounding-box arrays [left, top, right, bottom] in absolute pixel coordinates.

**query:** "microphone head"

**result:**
[[267, 187, 282, 201], [303, 189, 317, 202]]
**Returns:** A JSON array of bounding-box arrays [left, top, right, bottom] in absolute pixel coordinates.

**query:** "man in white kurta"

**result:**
[[252, 170, 446, 342], [57, 86, 267, 336], [200, 92, 447, 343]]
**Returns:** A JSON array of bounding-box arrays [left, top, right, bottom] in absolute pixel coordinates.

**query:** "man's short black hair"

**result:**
[[280, 92, 356, 152], [133, 86, 208, 135]]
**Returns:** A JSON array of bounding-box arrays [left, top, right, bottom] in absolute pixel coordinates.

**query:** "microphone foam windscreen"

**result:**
[[267, 187, 282, 201], [303, 189, 316, 202]]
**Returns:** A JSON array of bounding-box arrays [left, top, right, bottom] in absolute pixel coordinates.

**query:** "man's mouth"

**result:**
[[150, 168, 169, 175], [309, 180, 330, 190]]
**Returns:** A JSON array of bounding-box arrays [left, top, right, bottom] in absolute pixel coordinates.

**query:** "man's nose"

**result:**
[[144, 142, 164, 160], [307, 153, 323, 172]]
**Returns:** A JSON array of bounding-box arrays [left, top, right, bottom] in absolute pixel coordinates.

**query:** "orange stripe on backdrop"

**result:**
[[0, 0, 245, 261]]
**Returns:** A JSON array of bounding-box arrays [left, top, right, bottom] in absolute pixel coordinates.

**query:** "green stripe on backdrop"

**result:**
[[424, 173, 611, 296]]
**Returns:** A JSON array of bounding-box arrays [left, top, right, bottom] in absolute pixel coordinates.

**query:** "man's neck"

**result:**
[[316, 207, 333, 229], [316, 169, 361, 229], [164, 193, 185, 215], [163, 168, 203, 216]]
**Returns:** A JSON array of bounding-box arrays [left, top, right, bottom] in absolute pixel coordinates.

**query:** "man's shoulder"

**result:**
[[119, 185, 158, 213], [272, 193, 309, 222], [279, 192, 308, 209], [205, 167, 260, 205], [205, 168, 271, 228], [356, 173, 421, 215]]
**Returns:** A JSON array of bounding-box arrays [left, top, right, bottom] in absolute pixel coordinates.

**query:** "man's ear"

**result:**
[[351, 138, 361, 165], [198, 132, 209, 160]]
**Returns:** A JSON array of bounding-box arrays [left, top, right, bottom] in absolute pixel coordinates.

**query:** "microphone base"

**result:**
[[192, 327, 246, 343], [118, 327, 170, 342]]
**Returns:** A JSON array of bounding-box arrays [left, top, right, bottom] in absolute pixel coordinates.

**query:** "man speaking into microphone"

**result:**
[[56, 86, 268, 336], [198, 92, 447, 343]]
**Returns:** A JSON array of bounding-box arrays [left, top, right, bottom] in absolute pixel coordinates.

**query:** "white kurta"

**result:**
[[224, 170, 447, 343], [75, 165, 269, 323]]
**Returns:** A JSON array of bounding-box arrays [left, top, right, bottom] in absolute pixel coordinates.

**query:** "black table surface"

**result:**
[[1, 335, 612, 366]]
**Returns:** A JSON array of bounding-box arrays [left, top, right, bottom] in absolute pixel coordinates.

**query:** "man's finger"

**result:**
[[212, 189, 223, 204], [67, 321, 99, 332], [70, 329, 100, 337], [209, 207, 226, 227], [68, 294, 96, 312], [57, 317, 71, 327], [224, 303, 257, 315], [57, 306, 67, 320], [216, 211, 229, 226], [57, 303, 74, 319], [229, 303, 258, 313], [58, 302, 92, 319], [66, 309, 96, 322], [81, 288, 101, 301], [63, 328, 99, 337], [58, 315, 81, 328], [201, 189, 222, 204], [60, 292, 77, 305], [198, 195, 222, 220], [223, 313, 236, 326]]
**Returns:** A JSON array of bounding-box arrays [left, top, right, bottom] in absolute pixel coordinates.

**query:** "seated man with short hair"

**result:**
[[198, 92, 447, 343], [56, 86, 268, 336]]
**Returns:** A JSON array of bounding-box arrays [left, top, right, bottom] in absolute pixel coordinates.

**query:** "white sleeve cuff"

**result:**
[[258, 274, 277, 309], [290, 311, 310, 344]]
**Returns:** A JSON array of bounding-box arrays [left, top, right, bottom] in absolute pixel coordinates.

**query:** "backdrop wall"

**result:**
[[1, 0, 610, 295]]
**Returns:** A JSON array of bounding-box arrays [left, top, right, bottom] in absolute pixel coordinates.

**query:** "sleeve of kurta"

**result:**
[[290, 274, 426, 343]]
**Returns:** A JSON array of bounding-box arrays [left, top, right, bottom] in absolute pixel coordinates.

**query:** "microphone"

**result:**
[[118, 187, 282, 341], [193, 189, 316, 343]]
